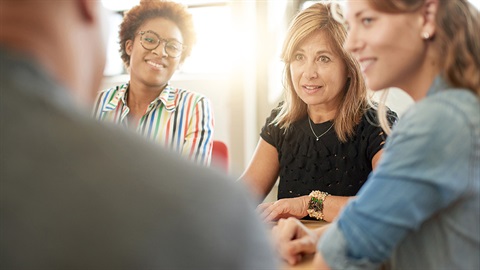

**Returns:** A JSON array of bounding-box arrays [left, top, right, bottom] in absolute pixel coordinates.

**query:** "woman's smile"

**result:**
[[302, 84, 323, 94], [146, 59, 167, 70]]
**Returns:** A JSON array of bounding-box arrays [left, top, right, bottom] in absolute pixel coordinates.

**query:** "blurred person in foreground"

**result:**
[[0, 0, 277, 269], [272, 0, 480, 269], [93, 0, 214, 166], [239, 3, 396, 222]]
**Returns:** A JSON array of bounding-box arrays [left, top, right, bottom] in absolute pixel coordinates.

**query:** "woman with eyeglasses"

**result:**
[[93, 0, 214, 165], [272, 0, 479, 269]]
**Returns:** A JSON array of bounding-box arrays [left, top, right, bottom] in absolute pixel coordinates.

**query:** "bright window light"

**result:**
[[469, 0, 480, 10], [102, 0, 139, 11], [179, 5, 235, 74], [102, 1, 243, 75]]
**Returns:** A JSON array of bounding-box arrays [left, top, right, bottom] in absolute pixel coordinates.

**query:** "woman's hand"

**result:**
[[257, 196, 310, 222], [271, 217, 320, 265]]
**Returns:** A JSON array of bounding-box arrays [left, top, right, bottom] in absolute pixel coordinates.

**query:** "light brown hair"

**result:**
[[273, 3, 369, 142]]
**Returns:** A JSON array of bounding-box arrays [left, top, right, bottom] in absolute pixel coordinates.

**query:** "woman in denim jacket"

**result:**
[[272, 0, 480, 269]]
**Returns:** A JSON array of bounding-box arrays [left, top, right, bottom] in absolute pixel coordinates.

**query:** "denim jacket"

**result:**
[[319, 76, 480, 269]]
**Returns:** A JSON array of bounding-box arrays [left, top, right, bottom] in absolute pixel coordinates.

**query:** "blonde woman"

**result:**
[[273, 0, 480, 269], [240, 3, 396, 222]]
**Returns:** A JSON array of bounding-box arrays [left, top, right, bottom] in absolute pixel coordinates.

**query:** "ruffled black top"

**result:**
[[260, 106, 397, 199]]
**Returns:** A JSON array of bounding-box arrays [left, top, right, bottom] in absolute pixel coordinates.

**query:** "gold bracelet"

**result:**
[[307, 190, 329, 220]]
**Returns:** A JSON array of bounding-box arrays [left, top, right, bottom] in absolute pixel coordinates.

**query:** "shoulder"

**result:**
[[96, 83, 128, 102], [173, 87, 210, 103], [393, 89, 479, 154], [405, 89, 479, 131], [428, 89, 479, 122], [358, 106, 397, 131], [260, 103, 285, 143], [164, 86, 212, 112], [93, 84, 128, 113], [100, 83, 128, 96], [81, 117, 222, 190], [364, 106, 397, 122], [267, 102, 284, 119], [262, 103, 284, 129]]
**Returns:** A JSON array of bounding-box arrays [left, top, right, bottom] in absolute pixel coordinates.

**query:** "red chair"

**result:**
[[211, 140, 229, 173]]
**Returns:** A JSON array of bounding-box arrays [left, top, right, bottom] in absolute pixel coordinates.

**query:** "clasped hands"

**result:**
[[270, 217, 330, 267], [260, 198, 331, 267]]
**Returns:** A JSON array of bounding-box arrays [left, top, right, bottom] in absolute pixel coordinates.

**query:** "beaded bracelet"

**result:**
[[307, 190, 329, 220]]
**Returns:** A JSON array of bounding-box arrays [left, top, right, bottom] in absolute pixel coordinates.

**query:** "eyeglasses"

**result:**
[[138, 30, 185, 58]]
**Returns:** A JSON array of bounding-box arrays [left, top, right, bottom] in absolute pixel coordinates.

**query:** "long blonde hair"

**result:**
[[273, 3, 369, 142]]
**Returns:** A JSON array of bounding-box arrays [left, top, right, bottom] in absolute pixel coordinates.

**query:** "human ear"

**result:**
[[421, 0, 438, 39], [126, 40, 133, 56], [76, 0, 109, 43], [77, 0, 96, 22]]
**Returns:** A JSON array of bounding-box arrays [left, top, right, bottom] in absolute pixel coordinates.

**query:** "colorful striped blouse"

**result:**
[[92, 83, 214, 166]]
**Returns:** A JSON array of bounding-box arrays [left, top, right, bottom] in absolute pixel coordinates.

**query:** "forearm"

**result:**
[[237, 174, 272, 202], [238, 139, 280, 202], [322, 195, 353, 222], [306, 193, 353, 222]]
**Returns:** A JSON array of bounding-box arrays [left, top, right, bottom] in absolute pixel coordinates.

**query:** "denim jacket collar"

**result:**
[[427, 75, 451, 97]]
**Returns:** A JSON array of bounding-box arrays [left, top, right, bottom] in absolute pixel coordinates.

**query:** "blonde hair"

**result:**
[[273, 3, 369, 142], [365, 0, 480, 133]]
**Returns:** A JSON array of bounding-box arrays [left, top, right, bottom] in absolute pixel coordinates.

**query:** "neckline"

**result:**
[[308, 117, 334, 141]]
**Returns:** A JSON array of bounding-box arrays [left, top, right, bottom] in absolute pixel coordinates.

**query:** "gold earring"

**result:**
[[422, 32, 430, 40]]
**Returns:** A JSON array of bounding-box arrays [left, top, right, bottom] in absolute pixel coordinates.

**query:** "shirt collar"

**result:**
[[426, 75, 450, 97], [102, 83, 128, 111], [158, 84, 177, 111], [102, 82, 178, 112]]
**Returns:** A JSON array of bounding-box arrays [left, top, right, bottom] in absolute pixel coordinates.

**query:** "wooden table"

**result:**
[[271, 220, 328, 270]]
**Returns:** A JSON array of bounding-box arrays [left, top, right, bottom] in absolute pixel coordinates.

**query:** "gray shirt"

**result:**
[[0, 48, 278, 270]]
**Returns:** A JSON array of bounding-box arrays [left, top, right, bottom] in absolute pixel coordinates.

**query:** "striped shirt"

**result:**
[[92, 83, 214, 166]]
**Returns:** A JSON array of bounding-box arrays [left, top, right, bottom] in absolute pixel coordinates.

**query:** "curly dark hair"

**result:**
[[119, 0, 196, 67]]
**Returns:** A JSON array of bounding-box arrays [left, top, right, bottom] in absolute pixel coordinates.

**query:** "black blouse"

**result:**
[[260, 107, 397, 199]]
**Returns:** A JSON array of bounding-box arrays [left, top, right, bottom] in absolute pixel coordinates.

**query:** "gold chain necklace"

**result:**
[[308, 117, 333, 141]]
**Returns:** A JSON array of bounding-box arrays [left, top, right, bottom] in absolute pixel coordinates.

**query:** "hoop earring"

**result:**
[[422, 32, 430, 40]]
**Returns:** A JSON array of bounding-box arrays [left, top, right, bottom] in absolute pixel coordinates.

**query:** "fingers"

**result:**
[[271, 217, 301, 243], [289, 235, 318, 255], [271, 218, 317, 265], [271, 218, 299, 264], [257, 202, 275, 221], [279, 238, 316, 265], [264, 206, 286, 222], [258, 198, 305, 222], [256, 202, 272, 214], [258, 201, 283, 222], [284, 252, 302, 265]]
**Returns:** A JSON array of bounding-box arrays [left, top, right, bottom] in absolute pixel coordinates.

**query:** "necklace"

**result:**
[[308, 117, 333, 141]]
